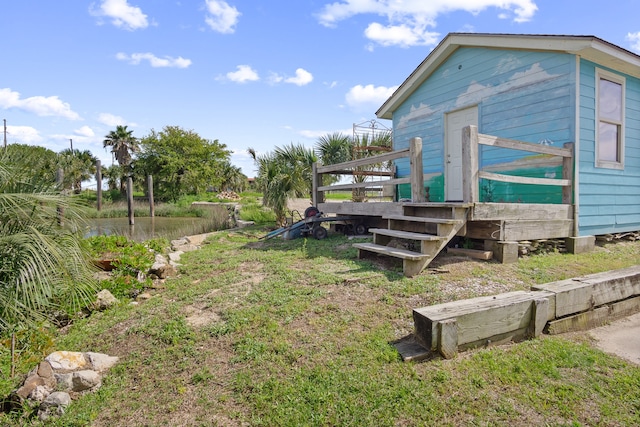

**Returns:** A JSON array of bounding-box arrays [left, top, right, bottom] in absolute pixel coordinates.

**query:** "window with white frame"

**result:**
[[596, 69, 625, 169]]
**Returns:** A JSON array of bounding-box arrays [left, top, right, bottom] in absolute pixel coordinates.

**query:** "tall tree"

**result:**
[[58, 148, 98, 193], [219, 161, 248, 193], [103, 125, 138, 169], [136, 126, 231, 202], [103, 125, 139, 193]]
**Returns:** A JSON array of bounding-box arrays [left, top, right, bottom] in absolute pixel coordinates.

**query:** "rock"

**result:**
[[170, 238, 189, 249], [85, 352, 119, 372], [14, 374, 45, 399], [38, 392, 71, 421], [95, 289, 119, 310], [149, 262, 176, 279], [37, 361, 53, 379], [46, 351, 89, 372], [168, 251, 184, 262], [72, 370, 101, 392], [174, 243, 199, 252], [136, 292, 152, 302], [29, 385, 50, 402], [54, 373, 74, 391], [154, 253, 167, 264]]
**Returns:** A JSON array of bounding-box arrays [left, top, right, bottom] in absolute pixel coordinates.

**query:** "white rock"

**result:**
[[46, 351, 89, 372], [85, 352, 119, 372], [95, 289, 119, 310], [72, 370, 101, 392], [54, 373, 73, 391], [29, 385, 50, 402]]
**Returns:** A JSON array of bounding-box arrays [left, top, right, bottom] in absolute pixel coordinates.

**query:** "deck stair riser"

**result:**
[[354, 204, 470, 277], [370, 228, 443, 254]]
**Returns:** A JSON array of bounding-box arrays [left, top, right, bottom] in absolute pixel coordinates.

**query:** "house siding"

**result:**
[[393, 47, 576, 203], [578, 59, 640, 236]]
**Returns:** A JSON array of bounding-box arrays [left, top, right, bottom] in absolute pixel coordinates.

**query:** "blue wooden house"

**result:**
[[314, 33, 640, 276]]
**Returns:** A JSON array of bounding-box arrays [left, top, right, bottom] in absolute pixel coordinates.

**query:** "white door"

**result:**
[[445, 106, 478, 201]]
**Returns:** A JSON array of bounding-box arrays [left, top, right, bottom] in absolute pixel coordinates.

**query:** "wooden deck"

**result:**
[[312, 126, 576, 276], [319, 201, 574, 242]]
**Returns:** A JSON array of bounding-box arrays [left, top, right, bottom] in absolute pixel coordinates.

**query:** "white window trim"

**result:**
[[595, 68, 625, 170]]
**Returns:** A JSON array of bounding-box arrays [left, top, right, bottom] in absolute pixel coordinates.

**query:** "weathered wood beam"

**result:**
[[478, 134, 573, 157], [316, 148, 410, 173], [317, 177, 409, 192], [479, 171, 570, 187]]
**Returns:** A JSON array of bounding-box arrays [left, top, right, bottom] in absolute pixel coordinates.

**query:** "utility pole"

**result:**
[[69, 138, 73, 151], [3, 119, 6, 149]]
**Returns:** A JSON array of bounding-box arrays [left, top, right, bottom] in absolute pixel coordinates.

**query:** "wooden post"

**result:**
[[56, 168, 64, 226], [312, 162, 323, 207], [562, 142, 574, 205], [127, 176, 134, 225], [96, 160, 102, 212], [409, 137, 424, 202], [148, 175, 155, 217], [462, 126, 479, 203]]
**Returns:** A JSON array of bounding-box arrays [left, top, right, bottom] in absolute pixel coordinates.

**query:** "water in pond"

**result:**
[[85, 217, 224, 241]]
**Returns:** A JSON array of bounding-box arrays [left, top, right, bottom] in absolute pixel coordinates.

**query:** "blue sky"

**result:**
[[3, 0, 640, 181]]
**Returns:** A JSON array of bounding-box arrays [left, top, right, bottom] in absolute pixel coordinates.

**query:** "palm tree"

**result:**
[[315, 132, 352, 187], [59, 148, 98, 193], [248, 143, 317, 226], [0, 151, 97, 333], [103, 125, 138, 169], [104, 125, 139, 194], [219, 161, 247, 193]]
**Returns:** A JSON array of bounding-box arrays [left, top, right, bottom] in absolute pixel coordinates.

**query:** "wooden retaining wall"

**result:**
[[412, 266, 640, 359]]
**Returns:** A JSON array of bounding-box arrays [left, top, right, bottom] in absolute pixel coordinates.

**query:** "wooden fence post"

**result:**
[[462, 126, 479, 203], [127, 176, 134, 226], [148, 175, 155, 218], [562, 142, 574, 205], [312, 162, 323, 207], [409, 137, 424, 202], [96, 160, 102, 212]]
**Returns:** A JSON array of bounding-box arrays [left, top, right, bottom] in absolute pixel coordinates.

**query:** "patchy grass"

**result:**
[[2, 229, 640, 426]]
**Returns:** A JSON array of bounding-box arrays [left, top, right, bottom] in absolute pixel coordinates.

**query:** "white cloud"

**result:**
[[225, 65, 259, 83], [345, 84, 398, 108], [116, 52, 192, 68], [626, 32, 640, 53], [285, 68, 314, 86], [204, 0, 240, 34], [74, 126, 95, 137], [0, 88, 81, 120], [5, 125, 42, 144], [98, 113, 127, 126], [91, 0, 149, 31], [317, 0, 538, 47], [364, 22, 439, 48]]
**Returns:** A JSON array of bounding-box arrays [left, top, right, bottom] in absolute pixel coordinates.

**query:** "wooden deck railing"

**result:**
[[463, 125, 574, 204], [311, 125, 574, 206], [312, 137, 425, 206]]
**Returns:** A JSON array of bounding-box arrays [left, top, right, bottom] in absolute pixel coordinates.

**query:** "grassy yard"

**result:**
[[2, 227, 640, 426]]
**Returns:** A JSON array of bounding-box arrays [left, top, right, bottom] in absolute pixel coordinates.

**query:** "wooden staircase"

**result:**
[[353, 203, 471, 277]]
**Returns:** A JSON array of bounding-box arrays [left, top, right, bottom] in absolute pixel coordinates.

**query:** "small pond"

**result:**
[[85, 217, 224, 242]]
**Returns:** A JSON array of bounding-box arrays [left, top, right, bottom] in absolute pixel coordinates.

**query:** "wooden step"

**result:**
[[353, 242, 427, 261], [384, 215, 463, 225], [368, 228, 441, 241]]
